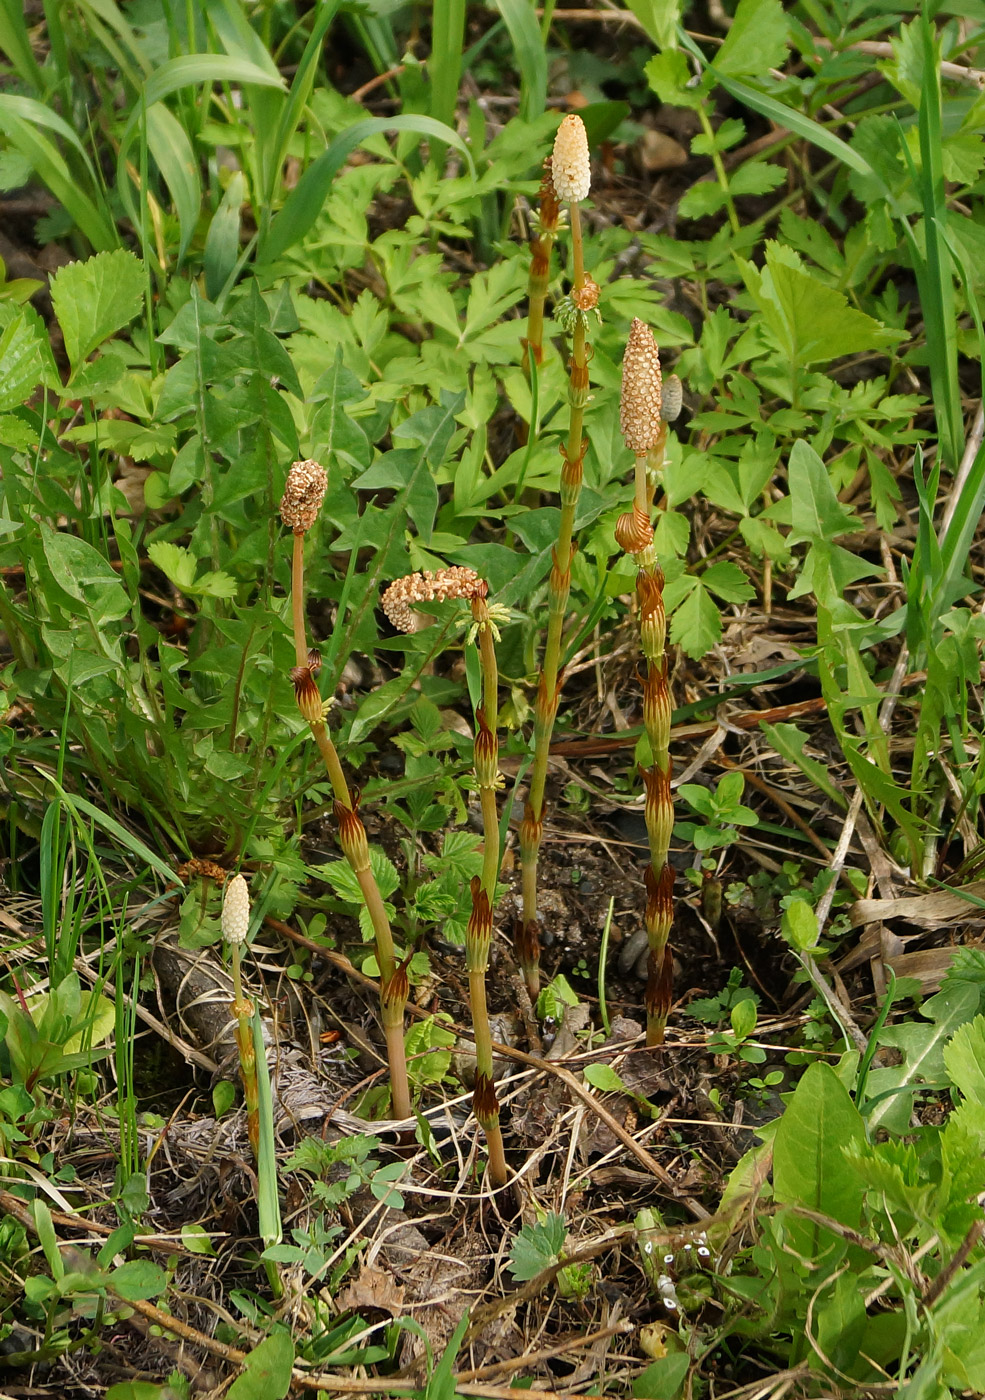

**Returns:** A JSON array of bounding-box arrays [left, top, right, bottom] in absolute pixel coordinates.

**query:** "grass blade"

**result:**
[[145, 103, 202, 265], [259, 115, 476, 264], [429, 0, 466, 162], [0, 97, 117, 250], [492, 0, 547, 122]]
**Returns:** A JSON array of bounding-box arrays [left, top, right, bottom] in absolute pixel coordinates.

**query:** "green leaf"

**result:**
[[666, 577, 723, 659], [786, 439, 863, 545], [227, 1330, 295, 1400], [781, 898, 819, 952], [109, 1260, 168, 1302], [39, 524, 131, 623], [50, 249, 144, 370], [737, 243, 904, 366], [180, 1224, 215, 1256], [761, 722, 847, 811], [730, 998, 758, 1039], [508, 1213, 567, 1281], [866, 982, 981, 1134], [944, 1015, 985, 1105], [773, 1061, 866, 1259], [584, 1063, 630, 1094], [712, 0, 788, 76], [644, 50, 706, 112], [633, 1353, 690, 1399], [623, 0, 681, 49]]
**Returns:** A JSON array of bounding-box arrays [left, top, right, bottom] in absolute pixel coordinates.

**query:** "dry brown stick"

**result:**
[[457, 1319, 634, 1381]]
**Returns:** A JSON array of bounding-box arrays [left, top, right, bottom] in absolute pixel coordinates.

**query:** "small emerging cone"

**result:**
[[280, 458, 327, 534], [620, 320, 663, 455], [552, 114, 591, 203]]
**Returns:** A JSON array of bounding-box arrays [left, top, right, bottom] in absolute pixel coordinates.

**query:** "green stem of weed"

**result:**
[[697, 102, 740, 236]]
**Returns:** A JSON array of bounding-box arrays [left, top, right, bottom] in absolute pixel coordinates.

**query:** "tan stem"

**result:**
[[291, 532, 307, 666]]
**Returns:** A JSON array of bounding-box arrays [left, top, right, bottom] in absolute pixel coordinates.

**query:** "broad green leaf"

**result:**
[[39, 524, 131, 623], [644, 50, 706, 112], [633, 1353, 690, 1399], [0, 308, 45, 410], [584, 1063, 630, 1094], [109, 1260, 168, 1302], [944, 1015, 985, 1105], [773, 1061, 865, 1257], [26, 990, 115, 1053], [227, 1329, 294, 1400], [624, 0, 681, 49], [866, 982, 981, 1133], [786, 440, 863, 545], [713, 0, 788, 76], [737, 244, 904, 366], [50, 250, 145, 369], [508, 1213, 567, 1281], [781, 898, 819, 952]]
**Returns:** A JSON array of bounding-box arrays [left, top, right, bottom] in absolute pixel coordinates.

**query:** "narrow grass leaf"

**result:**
[[145, 104, 202, 265], [0, 0, 46, 89], [0, 97, 116, 250], [260, 115, 475, 264], [429, 0, 466, 160], [491, 0, 547, 122], [266, 0, 342, 204], [912, 15, 961, 472]]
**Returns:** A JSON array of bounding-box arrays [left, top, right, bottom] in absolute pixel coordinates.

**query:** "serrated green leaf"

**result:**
[[147, 541, 198, 591], [668, 578, 722, 659], [508, 1213, 567, 1281], [712, 0, 788, 76], [50, 250, 144, 369], [944, 1015, 985, 1106], [644, 50, 706, 111], [737, 243, 904, 366]]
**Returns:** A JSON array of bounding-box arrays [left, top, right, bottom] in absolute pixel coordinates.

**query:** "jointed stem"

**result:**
[[288, 534, 411, 1122], [468, 593, 509, 1189], [520, 199, 590, 998]]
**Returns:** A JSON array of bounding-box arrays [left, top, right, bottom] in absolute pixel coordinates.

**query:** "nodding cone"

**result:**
[[290, 662, 323, 724], [615, 504, 654, 555], [551, 114, 591, 203], [280, 458, 328, 534], [221, 874, 250, 946], [620, 319, 663, 455], [381, 566, 484, 634]]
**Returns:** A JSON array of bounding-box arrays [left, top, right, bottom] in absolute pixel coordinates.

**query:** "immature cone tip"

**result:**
[[552, 114, 591, 203], [280, 459, 327, 534], [221, 874, 250, 946], [621, 319, 663, 454]]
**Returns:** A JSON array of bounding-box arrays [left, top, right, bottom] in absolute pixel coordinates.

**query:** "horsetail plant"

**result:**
[[281, 460, 412, 1123], [221, 874, 283, 1293], [519, 114, 599, 998], [615, 321, 677, 1046], [382, 567, 510, 1188]]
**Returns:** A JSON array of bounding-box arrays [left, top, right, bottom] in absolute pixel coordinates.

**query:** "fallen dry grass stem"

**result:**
[[456, 1319, 634, 1381]]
